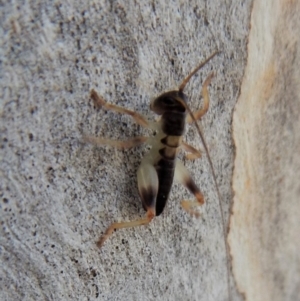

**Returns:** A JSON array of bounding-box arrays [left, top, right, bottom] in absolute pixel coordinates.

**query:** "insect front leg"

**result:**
[[186, 72, 214, 124], [97, 158, 158, 248], [174, 160, 204, 217], [85, 89, 155, 149], [91, 89, 150, 128]]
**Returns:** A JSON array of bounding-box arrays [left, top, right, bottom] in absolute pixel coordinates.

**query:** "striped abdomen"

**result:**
[[154, 111, 186, 215]]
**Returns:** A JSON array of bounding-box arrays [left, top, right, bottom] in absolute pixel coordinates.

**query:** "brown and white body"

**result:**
[[138, 90, 205, 219], [84, 53, 217, 247]]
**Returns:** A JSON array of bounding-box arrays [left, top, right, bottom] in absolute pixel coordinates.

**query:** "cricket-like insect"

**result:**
[[85, 51, 231, 299], [86, 51, 220, 244], [84, 51, 231, 300]]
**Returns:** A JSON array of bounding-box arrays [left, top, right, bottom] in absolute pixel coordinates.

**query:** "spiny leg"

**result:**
[[90, 89, 150, 128], [181, 141, 202, 160], [174, 160, 204, 217], [97, 210, 155, 248], [186, 72, 214, 124], [83, 135, 148, 149]]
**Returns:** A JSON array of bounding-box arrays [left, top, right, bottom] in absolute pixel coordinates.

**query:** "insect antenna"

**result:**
[[178, 52, 232, 301], [178, 51, 219, 92]]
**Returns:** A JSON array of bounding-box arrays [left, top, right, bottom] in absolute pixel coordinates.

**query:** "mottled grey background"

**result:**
[[0, 1, 252, 300]]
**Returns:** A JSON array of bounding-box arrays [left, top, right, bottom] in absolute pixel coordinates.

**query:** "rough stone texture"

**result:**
[[229, 0, 300, 301], [0, 1, 251, 300]]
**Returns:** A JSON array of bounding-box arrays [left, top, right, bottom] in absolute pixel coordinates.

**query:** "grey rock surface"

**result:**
[[0, 1, 251, 300]]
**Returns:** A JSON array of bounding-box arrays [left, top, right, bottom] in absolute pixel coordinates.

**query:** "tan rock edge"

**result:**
[[229, 0, 300, 300]]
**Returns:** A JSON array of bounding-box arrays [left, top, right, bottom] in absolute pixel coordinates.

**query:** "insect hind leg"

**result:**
[[98, 159, 158, 248], [137, 159, 159, 213], [174, 160, 204, 217], [97, 210, 155, 248]]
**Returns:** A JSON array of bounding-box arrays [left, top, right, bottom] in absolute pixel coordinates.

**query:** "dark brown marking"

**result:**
[[161, 111, 186, 136], [185, 177, 204, 205], [156, 157, 175, 169], [139, 186, 157, 212], [150, 91, 187, 115], [155, 158, 176, 216]]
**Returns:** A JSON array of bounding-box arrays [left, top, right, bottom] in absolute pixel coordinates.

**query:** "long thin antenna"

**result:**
[[184, 105, 231, 301], [179, 51, 219, 92], [178, 52, 232, 301]]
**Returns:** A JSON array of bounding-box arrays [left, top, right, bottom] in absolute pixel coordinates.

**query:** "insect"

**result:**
[[85, 51, 231, 300], [85, 51, 222, 247]]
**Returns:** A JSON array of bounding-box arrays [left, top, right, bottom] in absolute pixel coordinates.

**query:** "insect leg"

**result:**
[[181, 141, 202, 160], [174, 159, 204, 217], [137, 158, 159, 214], [83, 136, 148, 149], [91, 89, 150, 128], [97, 210, 155, 248], [98, 159, 158, 248], [186, 72, 214, 124]]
